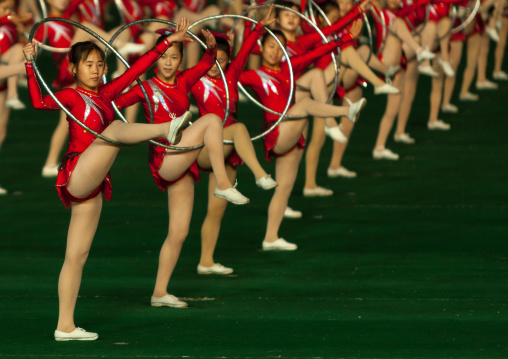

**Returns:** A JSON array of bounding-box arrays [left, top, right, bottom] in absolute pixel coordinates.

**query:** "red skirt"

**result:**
[[56, 152, 112, 209]]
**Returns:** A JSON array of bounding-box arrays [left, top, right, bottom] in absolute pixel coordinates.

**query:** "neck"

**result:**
[[50, 7, 64, 17], [78, 82, 99, 93], [156, 72, 176, 85], [261, 61, 281, 71], [281, 29, 297, 42]]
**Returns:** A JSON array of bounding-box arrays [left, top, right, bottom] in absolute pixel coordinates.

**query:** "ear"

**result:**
[[104, 64, 108, 76], [70, 64, 77, 78]]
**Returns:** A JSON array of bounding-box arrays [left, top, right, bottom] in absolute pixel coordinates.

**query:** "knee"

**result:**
[[204, 113, 222, 127], [65, 249, 90, 268], [167, 226, 189, 246]]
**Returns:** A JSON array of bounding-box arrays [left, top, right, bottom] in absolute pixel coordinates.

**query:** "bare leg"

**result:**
[[429, 58, 444, 123], [2, 44, 24, 101], [341, 46, 386, 87], [0, 92, 10, 149], [494, 17, 508, 73], [437, 17, 452, 61], [419, 21, 438, 67], [395, 59, 418, 135], [357, 45, 390, 74], [43, 111, 68, 168], [460, 34, 481, 94], [392, 18, 424, 52], [443, 41, 464, 106], [375, 71, 405, 148], [303, 116, 326, 189], [476, 32, 490, 83], [0, 62, 26, 80]]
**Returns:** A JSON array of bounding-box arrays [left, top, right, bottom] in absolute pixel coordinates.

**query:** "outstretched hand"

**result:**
[[360, 0, 375, 12], [260, 4, 276, 26], [350, 19, 363, 38], [202, 29, 217, 49], [168, 17, 193, 43], [23, 41, 37, 62]]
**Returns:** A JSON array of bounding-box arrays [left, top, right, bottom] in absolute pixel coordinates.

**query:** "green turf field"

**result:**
[[0, 49, 507, 358]]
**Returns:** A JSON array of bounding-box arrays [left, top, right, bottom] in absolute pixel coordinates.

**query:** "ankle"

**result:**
[[199, 260, 215, 267], [152, 291, 168, 298], [56, 324, 76, 333]]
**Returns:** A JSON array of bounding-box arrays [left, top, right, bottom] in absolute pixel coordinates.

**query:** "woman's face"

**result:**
[[207, 50, 229, 78], [0, 0, 15, 17], [319, 7, 341, 28], [156, 45, 182, 81], [386, 0, 400, 10], [337, 0, 353, 17], [47, 0, 70, 13], [277, 8, 301, 32], [260, 35, 285, 68], [73, 50, 105, 91]]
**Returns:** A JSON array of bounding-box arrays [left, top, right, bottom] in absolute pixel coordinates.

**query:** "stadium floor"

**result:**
[[0, 51, 507, 358]]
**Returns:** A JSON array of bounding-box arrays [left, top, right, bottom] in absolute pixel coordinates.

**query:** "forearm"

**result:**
[[26, 63, 63, 110]]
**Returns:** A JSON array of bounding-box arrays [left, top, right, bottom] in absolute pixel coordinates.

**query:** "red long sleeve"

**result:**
[[0, 15, 12, 26], [396, 0, 430, 17], [228, 22, 264, 83], [64, 0, 83, 19], [243, 23, 262, 55], [180, 47, 217, 93]]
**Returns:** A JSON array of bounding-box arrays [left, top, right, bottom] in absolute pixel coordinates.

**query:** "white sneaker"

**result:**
[[428, 119, 451, 130], [303, 186, 333, 197], [214, 187, 249, 204], [256, 174, 277, 190], [347, 98, 367, 123], [373, 148, 399, 160], [486, 26, 500, 42], [438, 58, 455, 77], [386, 65, 401, 79], [459, 92, 479, 102], [42, 165, 59, 177], [418, 64, 439, 78], [262, 238, 297, 251], [374, 83, 400, 95], [394, 133, 415, 144], [197, 263, 234, 275], [476, 80, 498, 90], [54, 327, 98, 341], [5, 97, 26, 110], [167, 111, 192, 145], [118, 42, 146, 57], [327, 166, 357, 178], [284, 206, 302, 218], [493, 71, 508, 80], [151, 294, 188, 308], [0, 185, 7, 195], [416, 47, 436, 62], [441, 103, 458, 113], [238, 91, 248, 103], [324, 125, 348, 143]]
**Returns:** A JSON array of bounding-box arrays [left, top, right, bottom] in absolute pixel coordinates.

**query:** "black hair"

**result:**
[[156, 35, 184, 56], [319, 0, 339, 16], [215, 36, 230, 57], [68, 41, 105, 65], [261, 30, 287, 47], [275, 0, 300, 18]]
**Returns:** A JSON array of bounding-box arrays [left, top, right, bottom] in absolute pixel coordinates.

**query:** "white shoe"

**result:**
[[118, 42, 146, 57], [262, 238, 297, 251], [284, 206, 302, 218], [327, 166, 357, 178], [0, 185, 7, 195], [373, 148, 399, 160], [347, 98, 367, 123], [167, 111, 191, 145], [459, 92, 479, 102], [386, 65, 401, 79], [428, 119, 451, 130], [303, 186, 333, 197], [5, 97, 26, 110], [374, 83, 400, 95], [189, 104, 199, 114], [197, 263, 234, 275], [214, 187, 249, 204], [486, 26, 500, 42], [416, 47, 436, 62], [438, 58, 455, 77], [256, 174, 277, 190], [441, 103, 458, 113], [324, 125, 348, 143], [42, 165, 59, 177], [493, 71, 508, 80], [418, 65, 439, 78], [54, 327, 98, 341], [476, 80, 498, 90], [151, 294, 188, 308], [394, 133, 415, 144], [238, 91, 248, 103]]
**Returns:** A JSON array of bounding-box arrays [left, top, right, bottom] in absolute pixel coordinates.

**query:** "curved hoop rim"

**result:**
[[405, 3, 430, 37], [451, 0, 481, 34]]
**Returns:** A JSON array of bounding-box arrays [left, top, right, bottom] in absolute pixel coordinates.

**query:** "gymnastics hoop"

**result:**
[[105, 18, 230, 150], [354, 0, 375, 66], [190, 14, 296, 142], [451, 0, 481, 34], [404, 3, 430, 37], [26, 0, 70, 54], [231, 4, 338, 120]]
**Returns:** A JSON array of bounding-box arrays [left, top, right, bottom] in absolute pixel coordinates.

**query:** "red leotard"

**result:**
[[120, 0, 145, 37], [115, 47, 217, 190], [0, 15, 17, 54], [190, 23, 265, 169], [26, 39, 173, 208], [143, 0, 177, 18], [183, 0, 208, 13]]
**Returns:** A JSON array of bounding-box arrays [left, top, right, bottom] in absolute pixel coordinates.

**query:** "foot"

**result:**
[[394, 133, 415, 144], [327, 166, 357, 178], [347, 98, 367, 123], [374, 83, 400, 95], [438, 58, 455, 77], [151, 294, 188, 308], [428, 119, 451, 130], [5, 97, 26, 110], [386, 65, 401, 79], [197, 263, 234, 275], [0, 185, 7, 195], [262, 238, 297, 251], [418, 64, 439, 78], [373, 147, 399, 160], [284, 206, 302, 219], [324, 125, 348, 143], [416, 47, 436, 62], [303, 186, 333, 197], [118, 42, 146, 57], [42, 165, 59, 178], [256, 174, 277, 190], [167, 111, 192, 145], [441, 103, 458, 113], [476, 80, 498, 90], [493, 71, 508, 80], [54, 327, 98, 341], [459, 92, 479, 102], [485, 26, 500, 42], [214, 186, 249, 204]]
